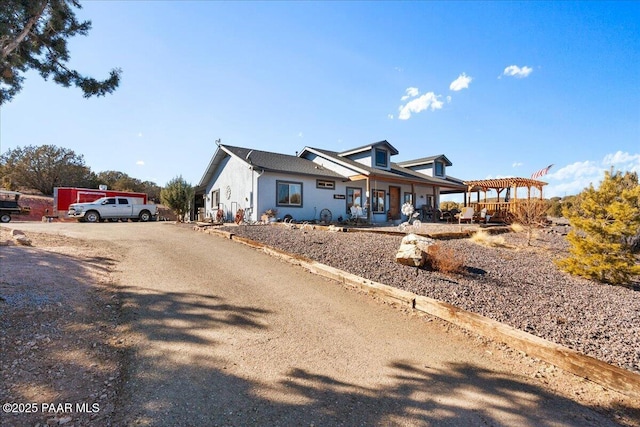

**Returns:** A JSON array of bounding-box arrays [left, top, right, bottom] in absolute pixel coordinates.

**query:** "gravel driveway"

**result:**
[[221, 224, 640, 374], [2, 222, 638, 426]]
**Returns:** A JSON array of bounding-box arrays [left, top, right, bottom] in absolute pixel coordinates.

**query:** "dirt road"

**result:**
[[2, 222, 630, 426]]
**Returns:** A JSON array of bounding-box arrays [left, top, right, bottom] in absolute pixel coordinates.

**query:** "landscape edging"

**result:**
[[196, 225, 640, 399]]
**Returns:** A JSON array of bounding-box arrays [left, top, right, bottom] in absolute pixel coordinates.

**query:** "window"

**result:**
[[426, 195, 434, 208], [103, 198, 116, 205], [372, 189, 385, 213], [118, 198, 129, 204], [211, 189, 220, 209], [404, 192, 413, 205], [277, 181, 302, 206], [435, 161, 444, 177], [375, 149, 387, 167], [346, 187, 362, 213], [316, 179, 335, 190]]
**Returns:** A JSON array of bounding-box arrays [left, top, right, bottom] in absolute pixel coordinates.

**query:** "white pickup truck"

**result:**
[[68, 196, 158, 223]]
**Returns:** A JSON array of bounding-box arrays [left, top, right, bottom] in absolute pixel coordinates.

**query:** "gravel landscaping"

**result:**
[[220, 223, 640, 375]]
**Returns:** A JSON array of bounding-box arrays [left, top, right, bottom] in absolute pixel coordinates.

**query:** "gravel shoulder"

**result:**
[[0, 226, 124, 427]]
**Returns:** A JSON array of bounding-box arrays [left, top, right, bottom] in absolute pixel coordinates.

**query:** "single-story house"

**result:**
[[194, 140, 467, 223]]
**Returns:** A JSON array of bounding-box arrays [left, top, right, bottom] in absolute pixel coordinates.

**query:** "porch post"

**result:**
[[366, 177, 371, 222], [411, 183, 415, 206]]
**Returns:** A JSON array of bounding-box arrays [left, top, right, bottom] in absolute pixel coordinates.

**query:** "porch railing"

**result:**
[[470, 201, 522, 214]]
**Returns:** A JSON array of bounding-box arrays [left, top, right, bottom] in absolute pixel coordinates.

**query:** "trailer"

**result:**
[[53, 187, 148, 218], [0, 190, 31, 223]]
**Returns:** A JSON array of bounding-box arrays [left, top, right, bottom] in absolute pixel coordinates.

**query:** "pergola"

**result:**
[[463, 177, 548, 214]]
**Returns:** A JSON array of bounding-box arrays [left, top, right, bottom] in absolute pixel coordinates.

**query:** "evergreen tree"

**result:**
[[0, 144, 92, 194], [160, 176, 194, 223], [0, 0, 121, 104], [556, 170, 640, 286]]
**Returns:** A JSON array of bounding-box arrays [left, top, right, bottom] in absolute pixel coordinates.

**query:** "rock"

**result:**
[[395, 234, 435, 267], [13, 235, 32, 246], [401, 233, 435, 249], [396, 243, 426, 267], [10, 229, 32, 245]]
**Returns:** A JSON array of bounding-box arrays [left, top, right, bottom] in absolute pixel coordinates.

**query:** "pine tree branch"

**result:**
[[1, 0, 49, 60]]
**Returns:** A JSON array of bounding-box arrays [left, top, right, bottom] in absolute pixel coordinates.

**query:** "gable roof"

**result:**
[[197, 144, 343, 189], [397, 154, 452, 167], [300, 147, 466, 190], [338, 140, 399, 157]]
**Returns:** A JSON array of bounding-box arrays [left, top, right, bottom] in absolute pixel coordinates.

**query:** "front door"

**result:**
[[389, 186, 401, 220]]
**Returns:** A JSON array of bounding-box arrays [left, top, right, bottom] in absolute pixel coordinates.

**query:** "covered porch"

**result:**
[[463, 177, 548, 222]]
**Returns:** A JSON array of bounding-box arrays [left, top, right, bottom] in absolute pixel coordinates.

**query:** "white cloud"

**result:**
[[298, 132, 303, 138], [543, 151, 639, 197], [137, 132, 143, 137], [446, 96, 452, 103], [136, 160, 145, 166], [401, 87, 420, 101], [549, 160, 599, 180], [398, 92, 443, 120], [602, 151, 640, 172], [449, 73, 472, 91], [387, 114, 394, 120], [512, 162, 523, 168], [502, 65, 533, 78]]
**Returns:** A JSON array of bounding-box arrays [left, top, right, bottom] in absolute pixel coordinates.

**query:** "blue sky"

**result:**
[[1, 1, 638, 200]]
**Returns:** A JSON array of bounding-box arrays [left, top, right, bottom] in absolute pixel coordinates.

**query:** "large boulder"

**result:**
[[11, 229, 32, 246], [395, 233, 435, 267]]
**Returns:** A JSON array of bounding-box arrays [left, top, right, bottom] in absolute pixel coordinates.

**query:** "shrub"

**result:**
[[427, 244, 465, 274], [470, 230, 508, 248], [556, 170, 640, 285], [440, 201, 461, 211], [511, 199, 549, 246]]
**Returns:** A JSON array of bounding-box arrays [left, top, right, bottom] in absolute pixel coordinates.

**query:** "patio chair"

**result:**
[[350, 206, 367, 224], [474, 208, 490, 224], [420, 205, 434, 222], [458, 207, 475, 224]]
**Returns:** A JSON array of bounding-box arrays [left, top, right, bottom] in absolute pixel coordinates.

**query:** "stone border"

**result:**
[[195, 225, 640, 399]]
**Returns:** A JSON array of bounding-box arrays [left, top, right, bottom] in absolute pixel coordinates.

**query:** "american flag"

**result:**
[[531, 164, 554, 179]]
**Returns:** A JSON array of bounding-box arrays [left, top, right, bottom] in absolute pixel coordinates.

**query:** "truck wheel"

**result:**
[[85, 211, 100, 223], [139, 210, 151, 222], [0, 213, 11, 223]]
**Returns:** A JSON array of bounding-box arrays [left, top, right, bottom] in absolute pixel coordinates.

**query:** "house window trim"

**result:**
[[316, 179, 335, 190], [403, 192, 413, 205], [375, 148, 388, 168], [435, 161, 444, 177], [276, 180, 303, 207], [211, 189, 220, 209], [346, 186, 363, 214], [372, 189, 386, 213]]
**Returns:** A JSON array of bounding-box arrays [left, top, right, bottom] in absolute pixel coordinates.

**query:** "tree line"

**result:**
[[0, 144, 162, 201]]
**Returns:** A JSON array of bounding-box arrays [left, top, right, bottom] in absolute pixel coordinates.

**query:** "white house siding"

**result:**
[[410, 165, 434, 177], [256, 172, 350, 222], [204, 155, 256, 220], [412, 184, 440, 209]]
